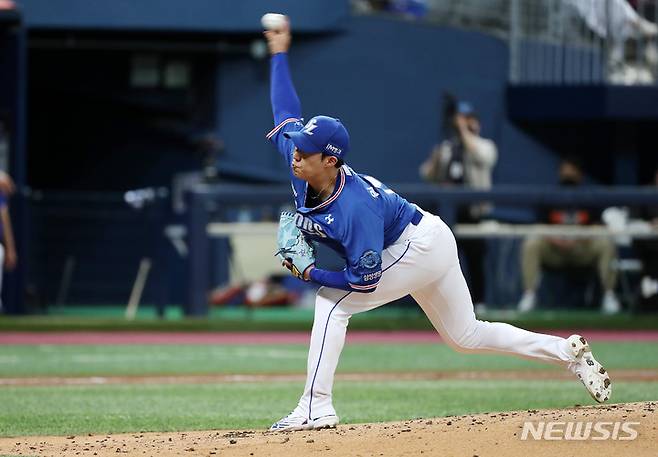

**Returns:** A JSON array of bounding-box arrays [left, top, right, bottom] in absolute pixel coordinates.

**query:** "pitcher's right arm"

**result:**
[[264, 21, 304, 159]]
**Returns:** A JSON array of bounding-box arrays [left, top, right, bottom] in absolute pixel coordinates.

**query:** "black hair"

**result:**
[[322, 153, 344, 169]]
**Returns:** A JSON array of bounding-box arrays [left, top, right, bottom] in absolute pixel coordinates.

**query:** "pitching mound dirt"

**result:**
[[1, 401, 655, 457]]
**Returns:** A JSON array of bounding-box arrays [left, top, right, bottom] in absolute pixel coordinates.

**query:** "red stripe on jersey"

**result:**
[[313, 167, 346, 211], [266, 118, 300, 139], [349, 282, 379, 291]]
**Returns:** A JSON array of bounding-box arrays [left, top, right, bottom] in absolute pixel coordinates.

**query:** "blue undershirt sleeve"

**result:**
[[309, 268, 353, 292], [270, 53, 301, 124]]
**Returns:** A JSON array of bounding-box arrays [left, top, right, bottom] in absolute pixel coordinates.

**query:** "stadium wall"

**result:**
[[218, 15, 559, 186], [17, 8, 630, 310], [15, 0, 348, 32]]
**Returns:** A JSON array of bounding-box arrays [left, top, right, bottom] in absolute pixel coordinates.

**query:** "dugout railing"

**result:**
[[184, 184, 658, 316], [25, 188, 169, 316]]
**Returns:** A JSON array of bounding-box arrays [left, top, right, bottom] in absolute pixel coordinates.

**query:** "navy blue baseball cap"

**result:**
[[283, 116, 350, 160]]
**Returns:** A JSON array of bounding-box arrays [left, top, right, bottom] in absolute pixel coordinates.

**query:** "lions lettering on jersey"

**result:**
[[294, 213, 327, 238]]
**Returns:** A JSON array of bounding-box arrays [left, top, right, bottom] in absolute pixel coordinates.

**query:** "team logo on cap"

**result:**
[[302, 119, 318, 136]]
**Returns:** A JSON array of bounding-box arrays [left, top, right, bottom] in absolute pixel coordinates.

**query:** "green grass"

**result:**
[[2, 308, 658, 331], [0, 342, 657, 377], [0, 380, 656, 437], [0, 341, 656, 437]]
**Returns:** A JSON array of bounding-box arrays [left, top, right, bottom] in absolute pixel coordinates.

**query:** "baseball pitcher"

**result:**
[[264, 17, 611, 432]]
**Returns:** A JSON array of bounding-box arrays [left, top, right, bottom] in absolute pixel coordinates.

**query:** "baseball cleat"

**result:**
[[269, 411, 339, 432], [567, 334, 612, 403], [310, 414, 340, 430]]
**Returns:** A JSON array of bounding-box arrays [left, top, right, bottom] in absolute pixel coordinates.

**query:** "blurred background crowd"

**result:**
[[0, 0, 657, 319]]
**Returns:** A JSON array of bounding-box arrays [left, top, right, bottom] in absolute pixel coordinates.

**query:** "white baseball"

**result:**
[[261, 13, 288, 31]]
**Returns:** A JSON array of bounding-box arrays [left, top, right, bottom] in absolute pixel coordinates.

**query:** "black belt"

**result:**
[[411, 209, 423, 226]]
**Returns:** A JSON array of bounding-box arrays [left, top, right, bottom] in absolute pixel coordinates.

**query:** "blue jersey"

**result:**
[[267, 118, 417, 293]]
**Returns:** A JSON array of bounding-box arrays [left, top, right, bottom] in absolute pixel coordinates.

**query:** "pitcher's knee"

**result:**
[[328, 308, 351, 330], [448, 320, 488, 353]]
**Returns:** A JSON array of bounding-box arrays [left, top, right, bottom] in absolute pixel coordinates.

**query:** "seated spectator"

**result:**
[[420, 97, 497, 307], [567, 0, 658, 43], [565, 0, 658, 83], [633, 166, 658, 308], [518, 157, 620, 314], [0, 188, 16, 313]]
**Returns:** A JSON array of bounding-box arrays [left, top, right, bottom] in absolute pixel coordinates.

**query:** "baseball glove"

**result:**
[[275, 211, 316, 280]]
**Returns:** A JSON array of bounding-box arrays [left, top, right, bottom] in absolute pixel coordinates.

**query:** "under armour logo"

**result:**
[[303, 119, 318, 136], [325, 214, 334, 224]]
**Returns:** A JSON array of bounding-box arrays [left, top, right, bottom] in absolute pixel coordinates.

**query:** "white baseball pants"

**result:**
[[295, 209, 575, 420]]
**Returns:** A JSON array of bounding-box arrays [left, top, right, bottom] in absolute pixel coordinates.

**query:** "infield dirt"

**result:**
[[1, 401, 655, 457]]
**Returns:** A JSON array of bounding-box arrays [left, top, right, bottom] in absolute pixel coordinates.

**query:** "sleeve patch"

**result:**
[[358, 250, 381, 270]]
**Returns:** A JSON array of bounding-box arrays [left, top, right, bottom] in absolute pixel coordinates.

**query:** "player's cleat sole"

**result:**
[[309, 415, 339, 430], [568, 334, 612, 403], [269, 413, 339, 432]]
